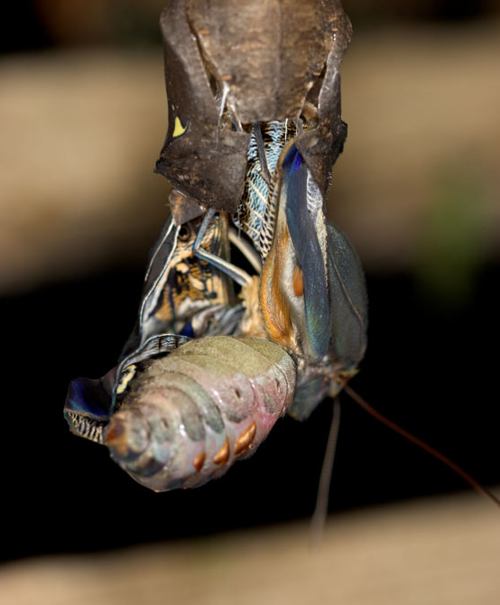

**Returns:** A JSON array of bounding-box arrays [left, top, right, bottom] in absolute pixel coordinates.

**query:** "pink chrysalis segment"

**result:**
[[105, 336, 296, 491]]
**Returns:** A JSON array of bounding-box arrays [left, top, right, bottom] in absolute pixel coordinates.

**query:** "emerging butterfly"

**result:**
[[64, 0, 369, 491]]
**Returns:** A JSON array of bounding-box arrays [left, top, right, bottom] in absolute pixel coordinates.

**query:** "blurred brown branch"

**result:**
[[0, 492, 499, 605], [1, 22, 500, 292]]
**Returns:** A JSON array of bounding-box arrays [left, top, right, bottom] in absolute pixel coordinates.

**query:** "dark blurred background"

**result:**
[[1, 0, 499, 568]]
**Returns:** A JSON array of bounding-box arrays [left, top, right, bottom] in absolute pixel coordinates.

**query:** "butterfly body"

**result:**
[[64, 0, 367, 492]]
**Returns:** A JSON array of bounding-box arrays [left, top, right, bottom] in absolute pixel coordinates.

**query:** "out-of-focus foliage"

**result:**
[[414, 164, 491, 306]]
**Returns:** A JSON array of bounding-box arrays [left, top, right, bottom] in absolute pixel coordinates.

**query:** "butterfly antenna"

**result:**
[[344, 384, 500, 508], [310, 397, 342, 545]]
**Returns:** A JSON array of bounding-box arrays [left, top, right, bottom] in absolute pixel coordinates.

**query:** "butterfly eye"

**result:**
[[178, 223, 193, 242]]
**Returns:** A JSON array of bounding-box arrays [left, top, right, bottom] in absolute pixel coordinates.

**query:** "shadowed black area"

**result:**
[[1, 264, 498, 562], [0, 2, 51, 53]]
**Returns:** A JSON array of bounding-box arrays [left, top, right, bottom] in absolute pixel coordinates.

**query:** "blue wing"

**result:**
[[282, 146, 331, 359], [64, 369, 116, 443], [326, 224, 368, 369]]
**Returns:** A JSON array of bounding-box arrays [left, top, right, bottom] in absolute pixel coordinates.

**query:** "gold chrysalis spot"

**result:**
[[193, 452, 206, 472], [234, 422, 257, 455], [213, 439, 230, 465]]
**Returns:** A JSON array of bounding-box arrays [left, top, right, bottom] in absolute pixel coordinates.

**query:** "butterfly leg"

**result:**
[[228, 228, 262, 273], [193, 209, 253, 286]]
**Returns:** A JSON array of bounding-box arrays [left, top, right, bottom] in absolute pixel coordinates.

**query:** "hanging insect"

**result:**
[[155, 0, 367, 415], [64, 0, 369, 492]]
